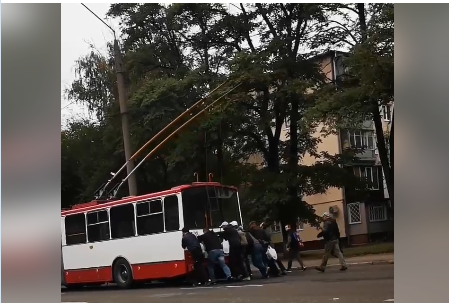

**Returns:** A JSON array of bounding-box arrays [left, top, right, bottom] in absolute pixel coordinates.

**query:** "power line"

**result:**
[[61, 100, 77, 110], [80, 3, 116, 39]]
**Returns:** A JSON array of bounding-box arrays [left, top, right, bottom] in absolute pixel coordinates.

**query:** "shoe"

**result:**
[[340, 266, 348, 271], [301, 266, 307, 271], [280, 271, 287, 276], [242, 276, 251, 281], [193, 282, 208, 287], [226, 276, 235, 282], [285, 269, 293, 273], [315, 266, 325, 272]]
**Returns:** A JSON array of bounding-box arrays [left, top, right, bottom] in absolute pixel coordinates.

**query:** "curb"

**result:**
[[327, 259, 394, 267], [251, 259, 394, 272]]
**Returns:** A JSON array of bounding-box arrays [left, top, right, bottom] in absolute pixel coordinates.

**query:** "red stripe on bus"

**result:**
[[64, 267, 113, 284], [64, 260, 189, 285], [131, 260, 188, 280]]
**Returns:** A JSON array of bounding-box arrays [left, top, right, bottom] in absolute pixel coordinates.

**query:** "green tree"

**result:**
[[63, 3, 368, 235], [310, 3, 394, 203]]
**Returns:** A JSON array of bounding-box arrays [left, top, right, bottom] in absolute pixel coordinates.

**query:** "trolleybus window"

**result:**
[[136, 199, 164, 235], [182, 187, 208, 229], [163, 195, 180, 232], [217, 187, 241, 226], [182, 186, 241, 229], [110, 204, 136, 239], [65, 213, 87, 245], [87, 210, 110, 242]]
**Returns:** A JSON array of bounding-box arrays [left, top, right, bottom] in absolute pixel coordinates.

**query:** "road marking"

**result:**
[[226, 284, 263, 288], [180, 284, 263, 290], [149, 293, 182, 298], [180, 286, 214, 290]]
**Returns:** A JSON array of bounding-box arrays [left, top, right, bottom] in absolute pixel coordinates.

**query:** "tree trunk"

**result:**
[[358, 3, 394, 204], [372, 102, 394, 204]]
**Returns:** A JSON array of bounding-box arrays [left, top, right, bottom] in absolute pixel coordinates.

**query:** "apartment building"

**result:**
[[258, 51, 393, 249]]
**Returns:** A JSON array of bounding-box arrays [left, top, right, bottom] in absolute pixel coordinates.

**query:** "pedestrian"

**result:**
[[285, 224, 306, 272], [181, 227, 211, 286], [248, 221, 278, 277], [261, 222, 287, 275], [198, 227, 233, 283], [331, 223, 343, 258], [244, 225, 268, 278], [315, 213, 347, 272], [221, 221, 250, 281]]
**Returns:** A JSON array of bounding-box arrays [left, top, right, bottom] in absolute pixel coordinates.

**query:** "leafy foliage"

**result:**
[[62, 3, 390, 230]]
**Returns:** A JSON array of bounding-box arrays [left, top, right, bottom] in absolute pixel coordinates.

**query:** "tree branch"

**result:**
[[255, 3, 278, 37], [240, 3, 257, 52]]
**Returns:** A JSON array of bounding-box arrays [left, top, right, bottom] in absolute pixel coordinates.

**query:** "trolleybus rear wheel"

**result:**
[[113, 258, 133, 289]]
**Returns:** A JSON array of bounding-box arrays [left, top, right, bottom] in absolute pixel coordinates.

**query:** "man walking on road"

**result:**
[[315, 213, 347, 272], [285, 224, 306, 272]]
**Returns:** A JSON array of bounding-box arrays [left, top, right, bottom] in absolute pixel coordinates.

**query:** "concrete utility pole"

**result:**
[[113, 39, 138, 196], [81, 4, 138, 196]]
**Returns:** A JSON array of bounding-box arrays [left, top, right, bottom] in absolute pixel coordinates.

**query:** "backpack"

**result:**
[[247, 231, 260, 245], [238, 230, 248, 246]]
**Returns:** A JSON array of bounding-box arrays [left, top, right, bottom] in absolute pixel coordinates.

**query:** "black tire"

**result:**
[[113, 258, 134, 289]]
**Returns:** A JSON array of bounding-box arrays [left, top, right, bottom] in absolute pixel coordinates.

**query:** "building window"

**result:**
[[348, 130, 375, 150], [272, 221, 281, 232], [296, 218, 304, 231], [368, 204, 388, 222], [381, 104, 392, 121], [347, 202, 362, 224], [353, 166, 380, 190]]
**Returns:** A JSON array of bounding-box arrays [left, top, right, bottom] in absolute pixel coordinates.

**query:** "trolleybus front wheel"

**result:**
[[113, 258, 133, 289]]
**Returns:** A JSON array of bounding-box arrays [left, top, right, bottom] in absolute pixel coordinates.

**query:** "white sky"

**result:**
[[61, 3, 118, 123]]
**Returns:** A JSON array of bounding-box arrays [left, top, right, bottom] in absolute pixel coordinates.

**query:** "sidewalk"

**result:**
[[251, 253, 394, 272], [297, 253, 394, 268]]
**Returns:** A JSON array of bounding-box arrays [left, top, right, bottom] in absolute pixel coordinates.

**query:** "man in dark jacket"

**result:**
[[221, 221, 249, 280], [285, 224, 306, 272], [315, 213, 347, 272], [261, 222, 287, 275], [249, 221, 278, 277], [181, 227, 210, 286], [198, 227, 232, 282]]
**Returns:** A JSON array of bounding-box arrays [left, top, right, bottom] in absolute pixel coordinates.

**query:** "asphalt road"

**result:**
[[61, 264, 394, 303]]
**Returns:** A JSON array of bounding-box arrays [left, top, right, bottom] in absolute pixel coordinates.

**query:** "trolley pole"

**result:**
[[113, 39, 138, 196]]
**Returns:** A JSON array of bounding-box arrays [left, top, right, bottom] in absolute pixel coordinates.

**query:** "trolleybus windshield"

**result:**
[[181, 186, 241, 229]]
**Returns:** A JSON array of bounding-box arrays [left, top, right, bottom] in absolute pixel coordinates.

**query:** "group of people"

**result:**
[[181, 220, 308, 286], [181, 212, 347, 287]]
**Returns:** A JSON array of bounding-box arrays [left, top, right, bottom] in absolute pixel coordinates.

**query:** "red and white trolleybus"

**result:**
[[61, 182, 242, 288]]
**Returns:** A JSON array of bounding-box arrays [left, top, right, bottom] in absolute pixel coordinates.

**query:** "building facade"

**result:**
[[257, 51, 393, 250]]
